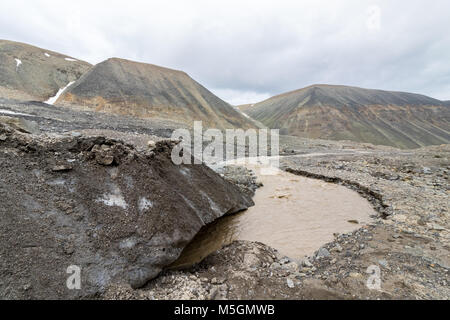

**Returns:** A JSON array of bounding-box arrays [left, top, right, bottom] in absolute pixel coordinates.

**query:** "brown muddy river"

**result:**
[[172, 161, 376, 268]]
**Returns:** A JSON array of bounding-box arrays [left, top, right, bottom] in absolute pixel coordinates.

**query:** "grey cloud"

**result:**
[[1, 0, 449, 104]]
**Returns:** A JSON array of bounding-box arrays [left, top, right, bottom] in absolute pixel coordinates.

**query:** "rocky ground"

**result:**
[[215, 165, 263, 197], [0, 98, 185, 142]]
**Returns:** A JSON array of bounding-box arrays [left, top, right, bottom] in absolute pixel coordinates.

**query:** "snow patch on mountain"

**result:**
[[14, 58, 22, 71], [45, 81, 75, 105]]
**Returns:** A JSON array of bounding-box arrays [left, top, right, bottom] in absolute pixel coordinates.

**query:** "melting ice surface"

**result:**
[[97, 185, 128, 209], [138, 197, 153, 212], [97, 193, 128, 209]]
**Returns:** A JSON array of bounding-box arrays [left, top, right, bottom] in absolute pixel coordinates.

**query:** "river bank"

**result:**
[[171, 162, 376, 269]]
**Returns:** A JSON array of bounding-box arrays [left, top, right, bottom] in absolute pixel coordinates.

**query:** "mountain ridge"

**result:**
[[241, 84, 450, 149], [0, 39, 91, 101], [57, 57, 256, 129], [247, 84, 446, 107]]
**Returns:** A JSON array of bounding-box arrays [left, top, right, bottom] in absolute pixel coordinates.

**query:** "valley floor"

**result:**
[[1, 99, 448, 299]]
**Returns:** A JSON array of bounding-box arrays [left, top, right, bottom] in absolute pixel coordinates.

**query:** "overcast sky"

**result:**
[[1, 0, 449, 104]]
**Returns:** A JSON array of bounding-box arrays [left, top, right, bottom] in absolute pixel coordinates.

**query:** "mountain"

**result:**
[[57, 58, 255, 129], [0, 40, 91, 101], [240, 84, 450, 149]]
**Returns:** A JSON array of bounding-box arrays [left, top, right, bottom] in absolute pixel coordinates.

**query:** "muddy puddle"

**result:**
[[172, 161, 376, 268]]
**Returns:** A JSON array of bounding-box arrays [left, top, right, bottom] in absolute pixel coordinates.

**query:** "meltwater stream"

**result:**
[[172, 156, 377, 268]]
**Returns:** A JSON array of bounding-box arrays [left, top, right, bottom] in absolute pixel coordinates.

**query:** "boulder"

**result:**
[[0, 124, 254, 299], [0, 115, 40, 134]]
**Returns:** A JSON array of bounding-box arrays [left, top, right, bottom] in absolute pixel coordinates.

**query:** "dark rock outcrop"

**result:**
[[0, 122, 253, 299], [0, 115, 40, 134]]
